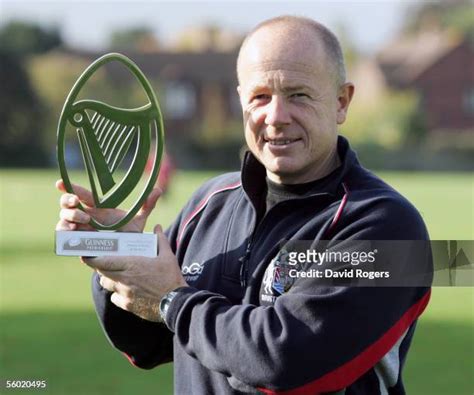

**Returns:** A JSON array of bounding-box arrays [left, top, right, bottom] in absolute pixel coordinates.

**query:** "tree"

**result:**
[[0, 21, 63, 166], [0, 21, 62, 56], [402, 0, 474, 38], [0, 50, 47, 166], [109, 27, 160, 52]]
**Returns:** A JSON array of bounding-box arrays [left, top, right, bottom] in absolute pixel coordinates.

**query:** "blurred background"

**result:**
[[0, 1, 473, 394]]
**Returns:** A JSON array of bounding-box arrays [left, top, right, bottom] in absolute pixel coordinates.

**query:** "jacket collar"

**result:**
[[240, 135, 359, 205]]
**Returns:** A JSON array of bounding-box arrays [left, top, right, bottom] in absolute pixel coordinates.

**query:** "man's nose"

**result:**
[[264, 96, 291, 127]]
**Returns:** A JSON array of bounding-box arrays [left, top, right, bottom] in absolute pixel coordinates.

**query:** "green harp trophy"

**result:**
[[55, 53, 164, 257]]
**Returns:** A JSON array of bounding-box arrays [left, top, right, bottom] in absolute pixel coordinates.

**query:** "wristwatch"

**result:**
[[159, 289, 180, 324]]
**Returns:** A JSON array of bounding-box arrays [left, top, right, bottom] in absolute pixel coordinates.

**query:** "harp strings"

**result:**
[[87, 111, 137, 173]]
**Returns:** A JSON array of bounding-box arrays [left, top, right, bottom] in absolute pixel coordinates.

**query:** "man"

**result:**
[[56, 16, 431, 394]]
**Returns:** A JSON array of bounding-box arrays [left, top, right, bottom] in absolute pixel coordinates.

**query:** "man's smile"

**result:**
[[264, 137, 302, 147]]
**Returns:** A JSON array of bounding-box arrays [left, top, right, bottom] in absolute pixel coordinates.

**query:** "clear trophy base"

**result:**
[[55, 230, 158, 257]]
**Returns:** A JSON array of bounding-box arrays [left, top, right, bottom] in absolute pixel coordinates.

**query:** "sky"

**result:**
[[0, 0, 421, 54]]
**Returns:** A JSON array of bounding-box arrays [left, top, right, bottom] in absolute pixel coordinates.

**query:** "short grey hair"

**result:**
[[237, 15, 346, 88]]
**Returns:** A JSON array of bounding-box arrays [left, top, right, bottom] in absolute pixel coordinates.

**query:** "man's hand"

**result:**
[[82, 225, 188, 322], [55, 179, 161, 232]]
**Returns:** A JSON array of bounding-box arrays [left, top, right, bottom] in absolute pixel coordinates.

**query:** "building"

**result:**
[[377, 30, 474, 134]]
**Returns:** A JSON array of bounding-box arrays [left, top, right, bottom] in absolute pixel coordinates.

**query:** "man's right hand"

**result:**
[[55, 179, 162, 233]]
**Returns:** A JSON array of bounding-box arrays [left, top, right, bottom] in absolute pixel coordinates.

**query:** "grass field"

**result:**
[[0, 169, 473, 395]]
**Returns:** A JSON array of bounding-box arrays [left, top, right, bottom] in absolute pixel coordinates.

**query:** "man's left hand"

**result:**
[[82, 225, 187, 322]]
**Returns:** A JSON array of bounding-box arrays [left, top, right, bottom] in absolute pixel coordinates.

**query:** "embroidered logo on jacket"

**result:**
[[261, 251, 295, 304]]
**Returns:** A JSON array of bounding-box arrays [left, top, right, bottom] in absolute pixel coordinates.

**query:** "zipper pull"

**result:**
[[239, 242, 252, 287]]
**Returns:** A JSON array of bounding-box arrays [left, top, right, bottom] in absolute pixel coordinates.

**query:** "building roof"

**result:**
[[62, 48, 239, 84], [377, 29, 463, 87]]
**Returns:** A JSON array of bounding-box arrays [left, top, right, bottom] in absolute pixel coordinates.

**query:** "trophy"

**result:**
[[55, 53, 163, 257]]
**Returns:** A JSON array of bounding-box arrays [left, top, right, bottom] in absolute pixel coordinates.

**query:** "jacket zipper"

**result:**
[[238, 190, 334, 288], [238, 203, 281, 287], [239, 240, 253, 287], [239, 213, 269, 287]]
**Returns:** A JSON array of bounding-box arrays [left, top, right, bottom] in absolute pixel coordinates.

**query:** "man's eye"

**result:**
[[291, 93, 310, 99], [252, 94, 270, 102]]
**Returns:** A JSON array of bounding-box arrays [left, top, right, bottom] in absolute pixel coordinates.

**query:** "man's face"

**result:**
[[237, 26, 353, 184]]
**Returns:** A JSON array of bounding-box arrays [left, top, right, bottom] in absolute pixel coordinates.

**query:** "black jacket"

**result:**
[[92, 136, 432, 394]]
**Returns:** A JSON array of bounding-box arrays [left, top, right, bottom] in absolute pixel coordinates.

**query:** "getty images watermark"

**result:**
[[272, 240, 473, 287], [287, 247, 385, 280]]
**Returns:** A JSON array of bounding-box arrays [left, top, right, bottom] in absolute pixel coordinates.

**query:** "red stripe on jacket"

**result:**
[[258, 289, 431, 395], [176, 182, 242, 248], [326, 182, 349, 236]]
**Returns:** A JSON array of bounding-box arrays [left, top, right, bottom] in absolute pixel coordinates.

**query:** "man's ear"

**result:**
[[336, 82, 355, 125]]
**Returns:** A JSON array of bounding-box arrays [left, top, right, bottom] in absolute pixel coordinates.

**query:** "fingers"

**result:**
[[56, 219, 77, 231], [60, 193, 79, 209], [59, 207, 91, 224], [99, 275, 113, 291], [154, 224, 163, 235], [99, 275, 119, 293], [81, 256, 127, 272], [70, 184, 96, 207], [59, 192, 91, 225], [56, 179, 96, 207], [99, 277, 133, 312], [57, 192, 91, 230], [110, 292, 128, 310], [57, 179, 95, 230], [155, 224, 173, 256], [98, 276, 133, 312], [56, 179, 66, 192], [136, 187, 162, 220], [56, 180, 159, 232], [55, 218, 94, 231]]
